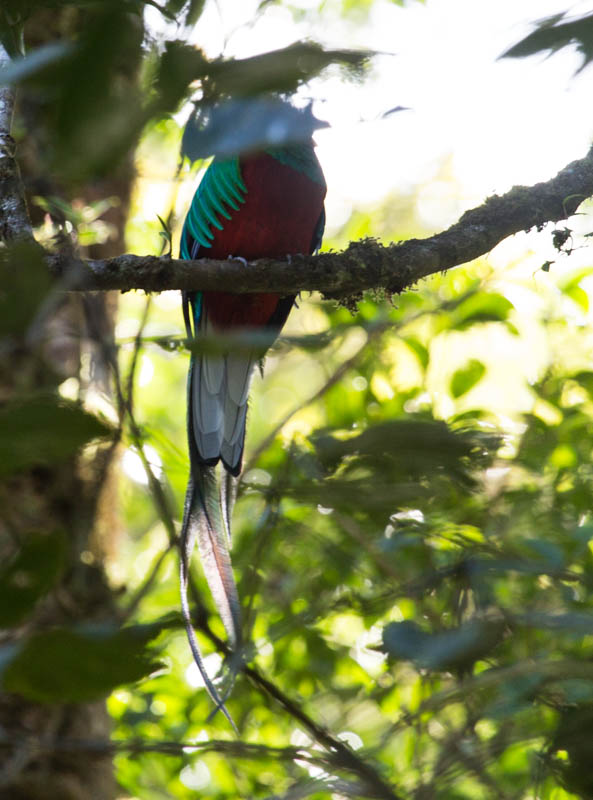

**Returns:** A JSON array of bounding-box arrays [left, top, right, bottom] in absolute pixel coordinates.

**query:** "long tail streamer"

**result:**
[[179, 357, 243, 730]]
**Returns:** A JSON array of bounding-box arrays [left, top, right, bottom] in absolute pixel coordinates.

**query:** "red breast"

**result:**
[[204, 152, 326, 329]]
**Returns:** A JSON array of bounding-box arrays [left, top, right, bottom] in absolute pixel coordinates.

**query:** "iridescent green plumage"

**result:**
[[264, 144, 326, 186], [181, 158, 247, 255]]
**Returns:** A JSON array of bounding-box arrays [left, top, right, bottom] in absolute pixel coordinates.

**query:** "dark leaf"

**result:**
[[312, 419, 496, 481], [0, 241, 53, 337], [501, 12, 593, 72], [292, 474, 431, 516], [154, 41, 210, 112], [0, 531, 66, 626], [204, 42, 371, 97], [182, 98, 328, 161], [0, 395, 112, 475], [48, 5, 145, 177], [162, 0, 206, 24], [185, 0, 206, 26], [382, 617, 505, 671], [381, 105, 410, 118], [163, 0, 186, 15], [156, 39, 370, 115], [1, 623, 163, 702], [520, 538, 565, 570], [553, 704, 593, 798], [452, 292, 513, 329], [573, 371, 593, 397]]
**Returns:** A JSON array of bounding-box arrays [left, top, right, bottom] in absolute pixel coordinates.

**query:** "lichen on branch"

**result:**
[[45, 143, 593, 299]]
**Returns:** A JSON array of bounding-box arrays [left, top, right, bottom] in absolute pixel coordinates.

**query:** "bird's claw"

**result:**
[[228, 255, 248, 268]]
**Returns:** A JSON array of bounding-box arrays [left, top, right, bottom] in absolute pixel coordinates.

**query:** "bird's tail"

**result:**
[[180, 360, 243, 730]]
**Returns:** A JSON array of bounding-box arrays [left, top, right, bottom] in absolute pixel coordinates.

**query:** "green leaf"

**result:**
[[0, 395, 112, 475], [206, 41, 371, 98], [47, 4, 145, 178], [1, 624, 163, 702], [453, 292, 513, 329], [162, 0, 206, 24], [0, 241, 53, 337], [0, 531, 66, 627], [402, 336, 429, 369], [573, 371, 593, 397], [312, 419, 496, 480], [450, 359, 486, 398], [558, 268, 593, 311], [157, 39, 371, 121], [185, 0, 206, 26], [0, 2, 28, 57], [565, 285, 589, 311]]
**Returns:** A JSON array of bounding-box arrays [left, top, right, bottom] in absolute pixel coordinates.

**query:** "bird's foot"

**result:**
[[228, 255, 248, 268]]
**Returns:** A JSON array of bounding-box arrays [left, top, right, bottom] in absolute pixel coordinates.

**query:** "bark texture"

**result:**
[[47, 144, 593, 297], [0, 10, 139, 799]]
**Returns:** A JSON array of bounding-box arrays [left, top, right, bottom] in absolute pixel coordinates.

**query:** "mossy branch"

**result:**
[[44, 144, 593, 298]]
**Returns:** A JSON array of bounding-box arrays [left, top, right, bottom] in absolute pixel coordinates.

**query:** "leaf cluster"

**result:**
[[0, 1, 370, 178], [111, 260, 593, 798]]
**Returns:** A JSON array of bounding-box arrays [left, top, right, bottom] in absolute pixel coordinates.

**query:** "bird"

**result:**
[[179, 140, 326, 725]]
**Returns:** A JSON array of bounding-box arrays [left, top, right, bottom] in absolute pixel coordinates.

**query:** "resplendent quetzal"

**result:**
[[179, 140, 326, 723]]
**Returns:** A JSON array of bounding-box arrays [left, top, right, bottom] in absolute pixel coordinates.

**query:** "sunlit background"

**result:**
[[143, 0, 593, 231], [119, 0, 593, 487]]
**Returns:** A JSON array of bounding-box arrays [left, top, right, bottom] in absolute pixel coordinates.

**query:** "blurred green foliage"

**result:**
[[2, 1, 593, 799], [112, 241, 593, 798]]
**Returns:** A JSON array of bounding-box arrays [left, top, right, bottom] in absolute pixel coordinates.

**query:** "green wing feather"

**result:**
[[181, 158, 247, 257]]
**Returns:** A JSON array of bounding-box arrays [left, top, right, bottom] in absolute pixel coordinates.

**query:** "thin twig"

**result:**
[[122, 542, 176, 621], [125, 296, 152, 418], [186, 578, 402, 800], [0, 734, 321, 763]]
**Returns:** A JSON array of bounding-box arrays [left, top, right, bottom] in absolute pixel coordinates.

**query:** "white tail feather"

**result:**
[[192, 311, 254, 473]]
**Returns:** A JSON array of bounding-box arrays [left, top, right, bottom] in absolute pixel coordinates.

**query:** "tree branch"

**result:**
[[46, 144, 593, 297], [0, 42, 33, 244]]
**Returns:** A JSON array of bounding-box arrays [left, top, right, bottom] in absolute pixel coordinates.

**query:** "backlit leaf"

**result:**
[[0, 395, 112, 475], [1, 623, 163, 702], [0, 531, 66, 627], [182, 98, 328, 161], [502, 12, 593, 72], [451, 359, 486, 398]]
